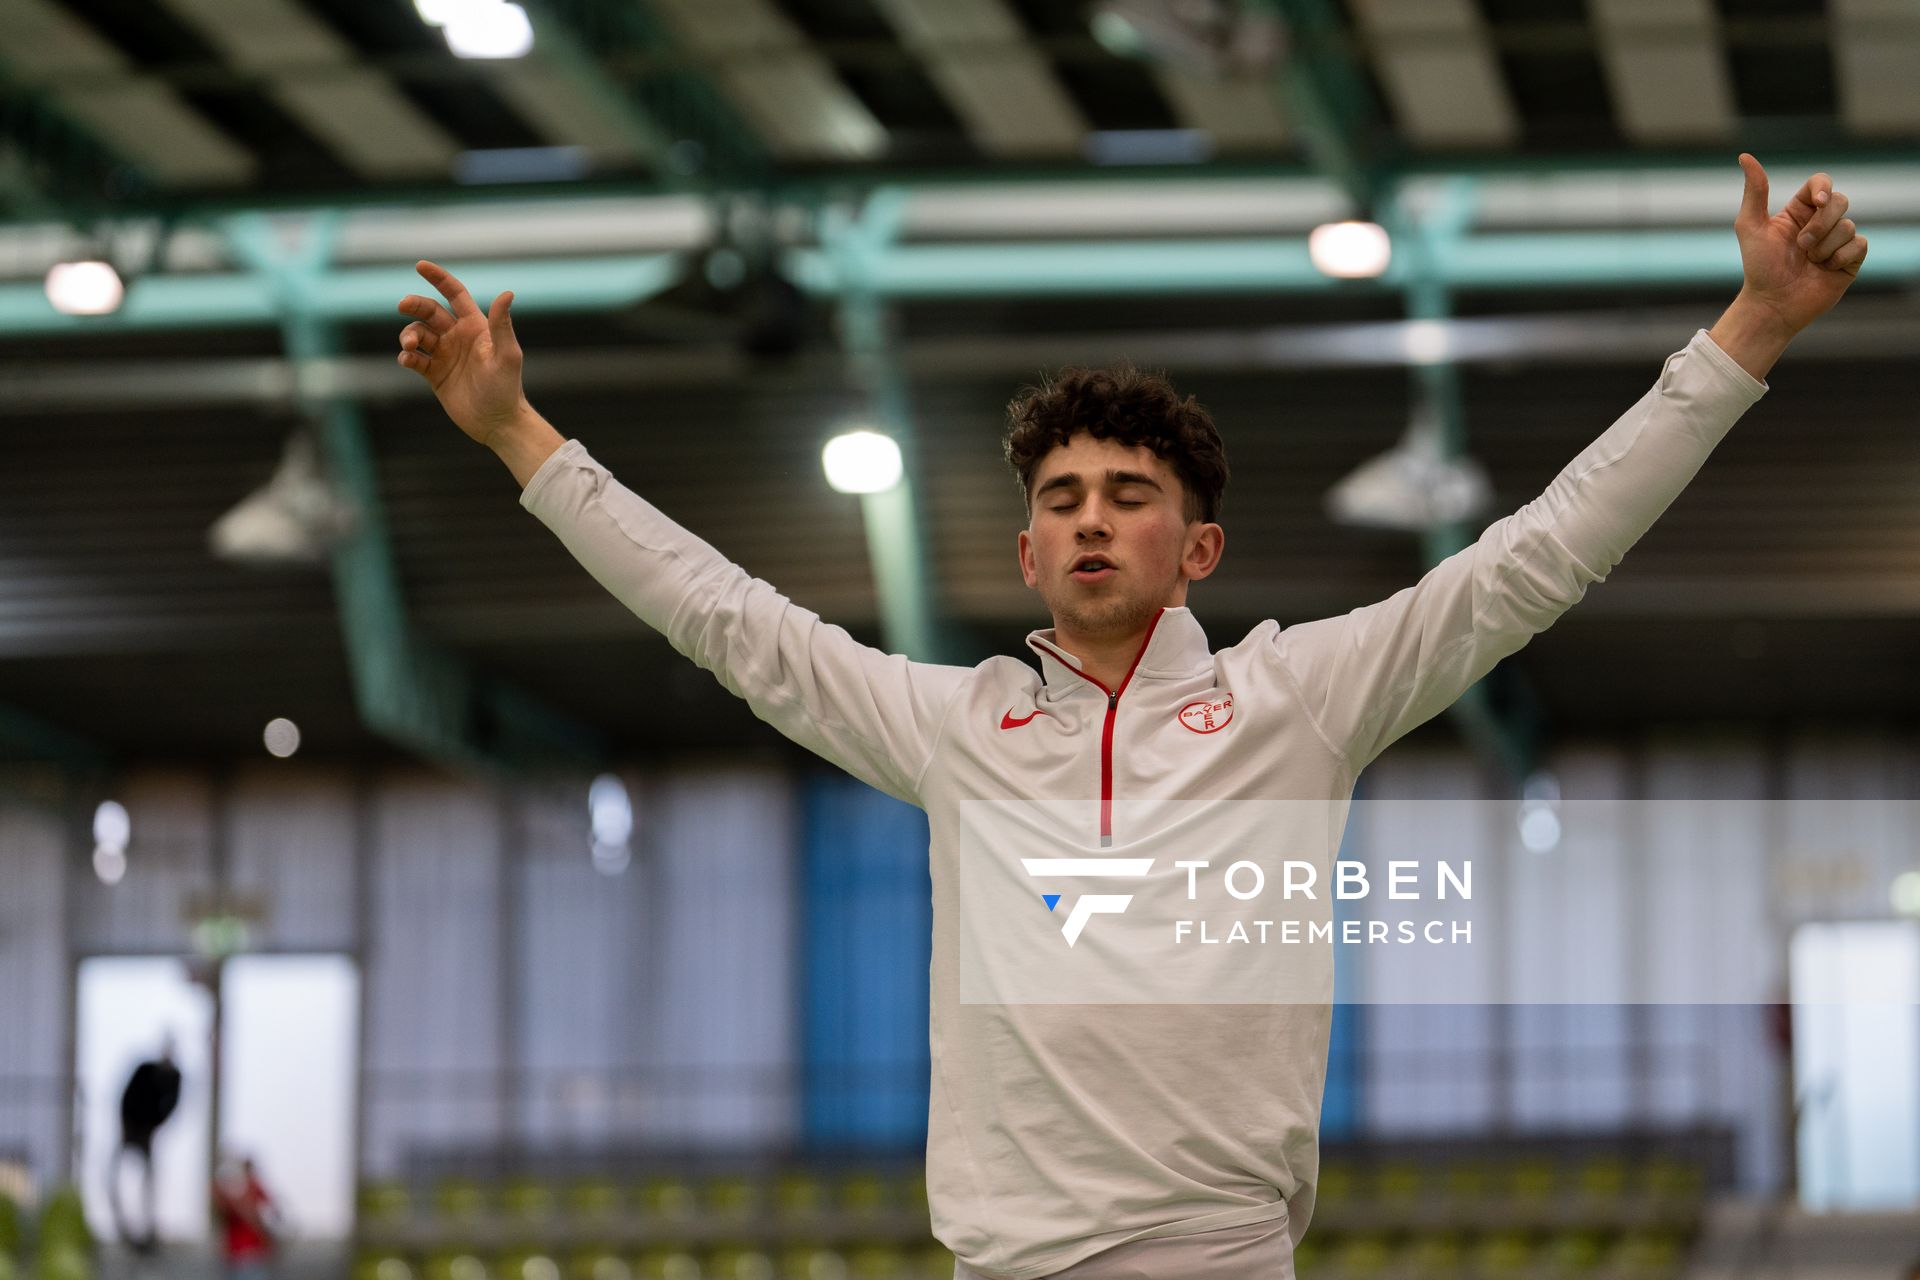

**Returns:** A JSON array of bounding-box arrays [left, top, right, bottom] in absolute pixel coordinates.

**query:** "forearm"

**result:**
[[517, 441, 969, 804], [1526, 331, 1766, 580], [1706, 289, 1798, 382], [489, 401, 566, 490]]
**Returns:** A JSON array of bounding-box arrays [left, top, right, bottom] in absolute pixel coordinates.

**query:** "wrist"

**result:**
[[1707, 290, 1798, 381], [488, 401, 565, 490]]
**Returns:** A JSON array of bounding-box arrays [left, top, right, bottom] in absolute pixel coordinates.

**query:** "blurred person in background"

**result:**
[[394, 155, 1864, 1279], [213, 1154, 280, 1280], [111, 1035, 180, 1255]]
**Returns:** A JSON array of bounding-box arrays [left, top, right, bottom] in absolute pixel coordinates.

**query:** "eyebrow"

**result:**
[[1034, 469, 1165, 499]]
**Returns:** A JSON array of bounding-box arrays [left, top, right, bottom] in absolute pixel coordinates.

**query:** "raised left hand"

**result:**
[[1734, 153, 1867, 334]]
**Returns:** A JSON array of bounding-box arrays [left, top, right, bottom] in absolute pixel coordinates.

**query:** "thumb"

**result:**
[[1736, 153, 1770, 231], [488, 290, 516, 344]]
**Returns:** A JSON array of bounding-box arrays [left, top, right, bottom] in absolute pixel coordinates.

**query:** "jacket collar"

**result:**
[[1025, 606, 1213, 696]]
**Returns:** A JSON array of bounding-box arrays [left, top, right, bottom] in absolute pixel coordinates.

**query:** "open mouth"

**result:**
[[1070, 555, 1116, 583]]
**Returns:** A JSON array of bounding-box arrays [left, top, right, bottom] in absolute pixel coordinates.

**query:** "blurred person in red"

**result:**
[[213, 1155, 279, 1280]]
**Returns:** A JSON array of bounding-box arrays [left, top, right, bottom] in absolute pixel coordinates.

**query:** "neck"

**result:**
[[1052, 610, 1164, 693]]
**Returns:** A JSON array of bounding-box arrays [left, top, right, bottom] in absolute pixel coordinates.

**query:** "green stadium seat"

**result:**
[[837, 1172, 891, 1216], [433, 1179, 490, 1225], [567, 1248, 630, 1280], [1542, 1230, 1609, 1275], [773, 1172, 829, 1219], [777, 1244, 849, 1280], [1471, 1230, 1537, 1277], [632, 1248, 702, 1280], [424, 1250, 492, 1280], [352, 1251, 417, 1280], [845, 1245, 908, 1280], [499, 1249, 563, 1280], [1639, 1159, 1705, 1204], [360, 1182, 414, 1226], [1402, 1232, 1468, 1277], [1372, 1161, 1424, 1207], [1329, 1233, 1393, 1276], [1608, 1231, 1685, 1279], [1578, 1158, 1629, 1201], [566, 1179, 625, 1225], [1443, 1160, 1493, 1204], [906, 1245, 953, 1280], [705, 1245, 775, 1280], [1509, 1160, 1560, 1208], [704, 1177, 763, 1220], [502, 1178, 558, 1224], [896, 1173, 929, 1215], [637, 1178, 698, 1221]]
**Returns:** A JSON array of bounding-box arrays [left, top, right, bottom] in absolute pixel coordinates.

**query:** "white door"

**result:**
[[75, 957, 214, 1243], [218, 954, 360, 1241], [1790, 920, 1920, 1210]]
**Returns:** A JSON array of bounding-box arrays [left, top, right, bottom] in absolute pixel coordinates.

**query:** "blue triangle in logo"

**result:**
[[1042, 894, 1061, 912]]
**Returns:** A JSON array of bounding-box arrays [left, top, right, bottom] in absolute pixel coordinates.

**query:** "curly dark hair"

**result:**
[[1003, 363, 1228, 524]]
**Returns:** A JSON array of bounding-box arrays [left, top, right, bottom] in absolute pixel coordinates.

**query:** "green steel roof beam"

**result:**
[[532, 0, 773, 188], [224, 214, 608, 775], [0, 250, 684, 335], [825, 190, 948, 664], [1256, 0, 1396, 214], [0, 70, 146, 220], [782, 227, 1920, 296]]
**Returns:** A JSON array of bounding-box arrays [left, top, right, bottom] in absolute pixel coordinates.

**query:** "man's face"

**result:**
[[1017, 432, 1223, 643]]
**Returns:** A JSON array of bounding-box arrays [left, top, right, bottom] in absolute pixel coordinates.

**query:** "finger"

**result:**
[[487, 289, 517, 348], [397, 349, 432, 373], [1781, 171, 1832, 232], [416, 259, 481, 320], [1736, 153, 1770, 230], [398, 321, 436, 354], [1797, 190, 1850, 254], [1828, 234, 1868, 274], [1808, 217, 1856, 264], [396, 294, 454, 334]]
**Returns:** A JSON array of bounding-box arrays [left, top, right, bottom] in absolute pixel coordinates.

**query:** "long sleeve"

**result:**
[[1269, 329, 1768, 771], [519, 440, 972, 806]]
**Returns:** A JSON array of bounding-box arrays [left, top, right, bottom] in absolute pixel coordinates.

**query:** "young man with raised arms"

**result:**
[[395, 156, 1863, 1279]]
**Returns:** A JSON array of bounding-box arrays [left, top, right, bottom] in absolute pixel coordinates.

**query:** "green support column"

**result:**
[[1395, 185, 1541, 784], [1259, 0, 1395, 212], [225, 214, 606, 775], [827, 193, 947, 664], [532, 0, 772, 187]]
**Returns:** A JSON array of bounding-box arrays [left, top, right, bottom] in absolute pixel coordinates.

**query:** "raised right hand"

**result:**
[[396, 260, 526, 447]]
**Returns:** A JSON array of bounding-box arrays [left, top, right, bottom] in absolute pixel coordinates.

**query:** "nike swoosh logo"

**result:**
[[1000, 709, 1043, 730]]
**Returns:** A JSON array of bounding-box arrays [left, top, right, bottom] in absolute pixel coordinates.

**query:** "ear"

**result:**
[[1182, 522, 1225, 583], [1017, 527, 1039, 589]]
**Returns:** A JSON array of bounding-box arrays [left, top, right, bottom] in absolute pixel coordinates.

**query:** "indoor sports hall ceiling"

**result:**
[[1, 0, 1914, 207], [0, 0, 1917, 773]]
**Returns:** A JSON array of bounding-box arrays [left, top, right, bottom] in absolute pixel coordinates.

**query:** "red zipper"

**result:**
[[1034, 609, 1164, 847]]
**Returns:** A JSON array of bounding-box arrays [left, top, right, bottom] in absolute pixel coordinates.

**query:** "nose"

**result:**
[[1075, 496, 1114, 540]]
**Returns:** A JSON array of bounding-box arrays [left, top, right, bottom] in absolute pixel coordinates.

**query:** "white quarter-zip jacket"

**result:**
[[518, 331, 1766, 1279]]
